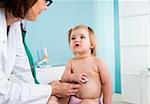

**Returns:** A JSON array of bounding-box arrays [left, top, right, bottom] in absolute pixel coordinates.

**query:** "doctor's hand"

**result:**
[[50, 80, 80, 97]]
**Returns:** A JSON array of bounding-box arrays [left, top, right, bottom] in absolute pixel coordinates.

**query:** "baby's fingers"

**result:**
[[80, 75, 88, 84]]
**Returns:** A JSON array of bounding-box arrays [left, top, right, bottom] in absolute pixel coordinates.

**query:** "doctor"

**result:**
[[0, 0, 80, 104]]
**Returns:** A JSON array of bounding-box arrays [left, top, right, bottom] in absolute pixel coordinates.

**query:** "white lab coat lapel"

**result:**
[[7, 25, 17, 75], [0, 9, 7, 42], [0, 9, 7, 75], [0, 8, 17, 77]]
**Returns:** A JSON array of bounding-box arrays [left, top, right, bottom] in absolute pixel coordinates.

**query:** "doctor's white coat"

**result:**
[[0, 9, 52, 104]]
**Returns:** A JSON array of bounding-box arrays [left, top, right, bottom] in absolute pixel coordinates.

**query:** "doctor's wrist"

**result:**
[[50, 80, 60, 96]]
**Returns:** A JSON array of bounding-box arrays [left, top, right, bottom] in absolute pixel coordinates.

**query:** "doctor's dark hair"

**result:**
[[0, 0, 37, 18], [68, 25, 97, 56]]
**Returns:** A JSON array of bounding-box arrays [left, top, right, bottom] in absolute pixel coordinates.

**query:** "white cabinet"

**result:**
[[119, 0, 149, 103], [141, 71, 150, 104], [121, 73, 141, 103]]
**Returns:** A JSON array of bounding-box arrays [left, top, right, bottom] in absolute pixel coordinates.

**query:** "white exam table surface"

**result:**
[[10, 66, 65, 84]]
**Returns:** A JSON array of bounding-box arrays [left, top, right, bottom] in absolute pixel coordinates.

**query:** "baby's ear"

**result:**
[[90, 44, 94, 49]]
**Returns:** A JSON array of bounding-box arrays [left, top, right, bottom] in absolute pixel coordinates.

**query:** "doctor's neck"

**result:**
[[6, 12, 21, 26]]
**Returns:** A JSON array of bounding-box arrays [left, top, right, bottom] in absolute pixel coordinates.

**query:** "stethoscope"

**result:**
[[21, 21, 40, 84], [19, 0, 53, 84]]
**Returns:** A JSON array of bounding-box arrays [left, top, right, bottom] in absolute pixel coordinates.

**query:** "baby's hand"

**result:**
[[73, 73, 88, 84], [80, 73, 88, 84]]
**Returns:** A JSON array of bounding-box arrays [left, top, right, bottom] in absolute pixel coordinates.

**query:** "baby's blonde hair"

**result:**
[[68, 25, 96, 56]]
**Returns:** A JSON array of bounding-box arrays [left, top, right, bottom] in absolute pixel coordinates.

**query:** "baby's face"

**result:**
[[69, 28, 92, 55]]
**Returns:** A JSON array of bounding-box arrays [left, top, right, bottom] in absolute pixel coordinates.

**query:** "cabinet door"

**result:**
[[141, 72, 150, 104]]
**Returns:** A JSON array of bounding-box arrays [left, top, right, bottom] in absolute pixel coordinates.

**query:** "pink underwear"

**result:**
[[69, 96, 81, 104], [69, 96, 102, 104]]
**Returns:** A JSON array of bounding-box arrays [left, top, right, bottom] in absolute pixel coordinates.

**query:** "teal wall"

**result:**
[[94, 1, 116, 93], [26, 0, 120, 92]]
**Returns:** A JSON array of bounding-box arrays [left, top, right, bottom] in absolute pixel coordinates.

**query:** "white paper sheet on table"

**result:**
[[36, 66, 65, 84], [9, 66, 65, 84]]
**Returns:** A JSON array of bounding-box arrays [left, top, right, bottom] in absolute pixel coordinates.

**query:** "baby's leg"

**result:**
[[48, 96, 59, 104], [80, 98, 99, 104], [48, 96, 70, 104], [58, 97, 70, 104]]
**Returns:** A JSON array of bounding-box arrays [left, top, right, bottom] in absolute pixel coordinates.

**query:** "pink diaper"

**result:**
[[69, 96, 81, 104], [69, 96, 102, 104]]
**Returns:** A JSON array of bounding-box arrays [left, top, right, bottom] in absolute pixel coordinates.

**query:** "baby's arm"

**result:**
[[61, 60, 74, 82], [97, 59, 112, 104]]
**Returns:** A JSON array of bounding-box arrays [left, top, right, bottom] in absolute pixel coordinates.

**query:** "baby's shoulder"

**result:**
[[94, 57, 103, 63], [94, 57, 107, 66], [66, 58, 76, 64]]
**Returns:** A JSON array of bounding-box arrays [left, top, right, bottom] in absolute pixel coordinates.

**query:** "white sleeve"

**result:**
[[0, 74, 52, 104], [0, 22, 52, 104]]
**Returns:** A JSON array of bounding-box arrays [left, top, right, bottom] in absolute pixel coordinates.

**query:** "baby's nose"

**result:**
[[75, 37, 80, 41]]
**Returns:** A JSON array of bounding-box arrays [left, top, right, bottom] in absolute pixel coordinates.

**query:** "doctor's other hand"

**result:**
[[50, 80, 80, 97]]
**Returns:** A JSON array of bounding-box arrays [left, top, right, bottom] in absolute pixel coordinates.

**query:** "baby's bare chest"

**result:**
[[71, 61, 98, 77]]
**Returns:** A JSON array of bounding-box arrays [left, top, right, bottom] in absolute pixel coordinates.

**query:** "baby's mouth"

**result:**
[[74, 43, 80, 47]]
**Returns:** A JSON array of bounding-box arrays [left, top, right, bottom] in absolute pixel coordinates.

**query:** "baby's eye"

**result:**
[[81, 36, 86, 39], [71, 37, 76, 40]]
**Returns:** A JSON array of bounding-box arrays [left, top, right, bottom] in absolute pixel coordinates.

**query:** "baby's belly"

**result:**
[[76, 78, 101, 99]]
